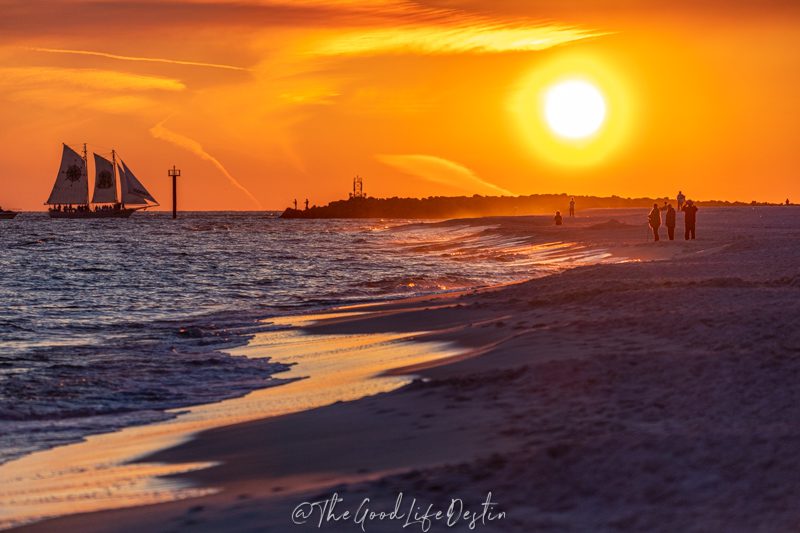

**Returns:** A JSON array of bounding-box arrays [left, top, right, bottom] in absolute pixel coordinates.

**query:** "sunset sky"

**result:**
[[1, 0, 799, 210]]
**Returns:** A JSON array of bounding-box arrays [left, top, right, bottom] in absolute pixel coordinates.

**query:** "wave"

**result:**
[[359, 274, 478, 294], [0, 214, 611, 467], [0, 310, 293, 465]]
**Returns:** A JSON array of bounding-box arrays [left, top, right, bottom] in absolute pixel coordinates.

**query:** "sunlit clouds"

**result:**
[[1, 0, 799, 209], [25, 47, 251, 72], [0, 67, 185, 113], [0, 67, 185, 93], [150, 120, 264, 209], [2, 0, 602, 209], [377, 154, 514, 196], [315, 23, 601, 56]]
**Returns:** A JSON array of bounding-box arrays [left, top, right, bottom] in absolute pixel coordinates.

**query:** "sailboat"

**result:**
[[46, 143, 158, 218]]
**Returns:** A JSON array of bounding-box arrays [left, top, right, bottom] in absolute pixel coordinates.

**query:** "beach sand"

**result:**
[[9, 207, 800, 532]]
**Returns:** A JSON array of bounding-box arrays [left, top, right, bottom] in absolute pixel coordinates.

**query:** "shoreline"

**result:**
[[0, 311, 464, 530], [9, 207, 799, 532], [0, 211, 642, 530], [0, 212, 596, 470]]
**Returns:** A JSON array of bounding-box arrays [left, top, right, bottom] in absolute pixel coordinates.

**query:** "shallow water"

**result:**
[[0, 313, 463, 530], [0, 212, 573, 464]]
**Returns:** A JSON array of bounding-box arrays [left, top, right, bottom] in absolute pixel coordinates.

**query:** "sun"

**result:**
[[509, 52, 635, 167], [544, 80, 607, 139]]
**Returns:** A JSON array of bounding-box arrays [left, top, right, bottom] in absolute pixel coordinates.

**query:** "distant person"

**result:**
[[665, 203, 676, 240], [683, 200, 698, 240], [787, 198, 791, 206], [677, 190, 686, 212], [648, 203, 661, 241], [554, 211, 563, 226], [305, 198, 309, 210], [569, 197, 575, 217], [293, 199, 298, 210]]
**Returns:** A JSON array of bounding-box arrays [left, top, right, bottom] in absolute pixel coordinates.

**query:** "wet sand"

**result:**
[[9, 207, 800, 532]]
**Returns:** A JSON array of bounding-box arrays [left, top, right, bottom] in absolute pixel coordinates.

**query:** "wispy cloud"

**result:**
[[0, 66, 185, 112], [317, 24, 602, 56], [150, 120, 264, 209], [0, 66, 185, 92], [377, 154, 514, 196], [10, 2, 602, 58], [26, 47, 250, 72], [288, 0, 605, 56]]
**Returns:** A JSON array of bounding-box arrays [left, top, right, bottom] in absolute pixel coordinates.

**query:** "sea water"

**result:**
[[0, 212, 572, 465]]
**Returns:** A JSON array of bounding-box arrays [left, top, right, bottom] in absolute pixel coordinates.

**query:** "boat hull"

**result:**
[[0, 212, 17, 219], [48, 208, 137, 219]]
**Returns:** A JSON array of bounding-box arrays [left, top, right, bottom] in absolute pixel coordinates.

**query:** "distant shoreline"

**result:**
[[281, 194, 790, 219], [4, 199, 791, 216]]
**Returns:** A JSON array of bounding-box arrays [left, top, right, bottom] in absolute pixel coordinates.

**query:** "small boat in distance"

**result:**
[[46, 143, 158, 218]]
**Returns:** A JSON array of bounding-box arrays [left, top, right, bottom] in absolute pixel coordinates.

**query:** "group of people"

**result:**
[[551, 192, 699, 242], [93, 203, 126, 212], [648, 190, 698, 241], [50, 204, 90, 214], [49, 203, 126, 213]]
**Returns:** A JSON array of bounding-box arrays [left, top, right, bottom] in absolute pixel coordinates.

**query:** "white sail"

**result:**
[[46, 144, 89, 205], [91, 153, 118, 204], [119, 160, 157, 205]]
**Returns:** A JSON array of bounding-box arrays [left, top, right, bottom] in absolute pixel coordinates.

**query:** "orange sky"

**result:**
[[1, 0, 799, 210]]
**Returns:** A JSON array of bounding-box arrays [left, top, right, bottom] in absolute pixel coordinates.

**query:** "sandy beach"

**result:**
[[7, 206, 800, 532]]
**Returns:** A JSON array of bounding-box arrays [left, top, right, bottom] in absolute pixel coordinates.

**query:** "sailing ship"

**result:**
[[46, 143, 158, 218]]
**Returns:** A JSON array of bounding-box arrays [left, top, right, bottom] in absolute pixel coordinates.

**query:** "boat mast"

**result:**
[[82, 143, 89, 206], [111, 149, 118, 205]]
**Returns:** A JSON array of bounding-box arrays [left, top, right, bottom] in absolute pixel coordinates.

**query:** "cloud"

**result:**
[[376, 154, 514, 196], [316, 23, 602, 56], [0, 66, 185, 112], [241, 0, 604, 56], [4, 1, 602, 58], [150, 119, 264, 209], [0, 67, 185, 92], [25, 47, 251, 72]]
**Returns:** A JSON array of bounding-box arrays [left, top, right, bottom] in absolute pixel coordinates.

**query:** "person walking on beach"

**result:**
[[665, 203, 676, 240], [677, 190, 686, 212], [648, 203, 661, 241], [554, 211, 563, 225], [683, 200, 698, 240], [569, 197, 575, 217]]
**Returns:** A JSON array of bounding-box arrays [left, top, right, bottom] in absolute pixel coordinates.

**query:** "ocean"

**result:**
[[0, 212, 564, 465]]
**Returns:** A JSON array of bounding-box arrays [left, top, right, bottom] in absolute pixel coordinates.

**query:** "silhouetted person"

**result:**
[[665, 204, 676, 240], [554, 211, 563, 226], [787, 198, 791, 206], [305, 198, 309, 210], [677, 190, 685, 212], [683, 200, 698, 240], [569, 197, 575, 217], [293, 199, 298, 210], [648, 203, 661, 241]]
